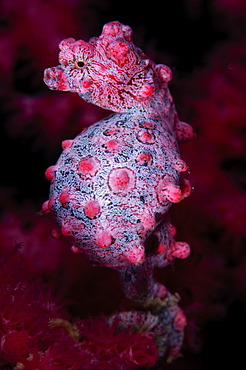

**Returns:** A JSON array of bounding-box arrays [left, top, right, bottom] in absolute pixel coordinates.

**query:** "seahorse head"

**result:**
[[44, 21, 172, 112]]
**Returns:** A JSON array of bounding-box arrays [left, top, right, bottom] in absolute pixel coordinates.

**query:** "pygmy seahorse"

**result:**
[[43, 20, 195, 362]]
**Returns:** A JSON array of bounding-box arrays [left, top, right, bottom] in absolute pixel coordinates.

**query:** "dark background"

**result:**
[[0, 0, 246, 369]]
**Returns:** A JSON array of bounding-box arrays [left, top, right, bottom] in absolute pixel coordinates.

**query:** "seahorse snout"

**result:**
[[44, 66, 70, 91]]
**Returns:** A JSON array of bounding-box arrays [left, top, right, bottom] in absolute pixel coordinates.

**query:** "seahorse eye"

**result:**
[[75, 60, 85, 68]]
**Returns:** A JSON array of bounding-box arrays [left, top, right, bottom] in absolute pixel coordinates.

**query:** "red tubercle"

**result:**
[[108, 167, 135, 195], [172, 159, 188, 173], [157, 180, 182, 204], [124, 245, 145, 265], [41, 198, 55, 214], [96, 230, 113, 248], [168, 241, 190, 260], [61, 139, 74, 150], [165, 184, 183, 203], [137, 130, 155, 144], [59, 190, 70, 204], [78, 156, 100, 177], [140, 211, 155, 230], [157, 243, 167, 254], [82, 79, 92, 89], [84, 200, 100, 219], [136, 152, 152, 166], [45, 165, 57, 181], [61, 223, 72, 237], [137, 84, 154, 98], [105, 139, 121, 152]]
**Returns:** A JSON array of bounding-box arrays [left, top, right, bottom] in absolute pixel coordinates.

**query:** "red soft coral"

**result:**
[[77, 315, 159, 369]]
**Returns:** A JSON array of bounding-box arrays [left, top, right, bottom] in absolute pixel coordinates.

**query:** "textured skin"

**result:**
[[43, 21, 194, 359], [43, 21, 193, 270]]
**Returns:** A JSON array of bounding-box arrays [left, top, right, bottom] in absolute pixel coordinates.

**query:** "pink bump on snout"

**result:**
[[137, 84, 154, 98], [41, 200, 51, 214], [84, 200, 100, 219]]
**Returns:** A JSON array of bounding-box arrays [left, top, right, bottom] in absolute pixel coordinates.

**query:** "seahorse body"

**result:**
[[43, 21, 194, 269]]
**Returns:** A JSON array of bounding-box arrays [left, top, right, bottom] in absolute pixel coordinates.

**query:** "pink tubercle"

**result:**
[[157, 180, 182, 204], [78, 156, 100, 177], [105, 139, 121, 152], [173, 159, 188, 173], [157, 243, 167, 254], [156, 64, 172, 82], [82, 79, 92, 89], [61, 139, 74, 149], [137, 130, 155, 144], [136, 152, 152, 166], [41, 200, 51, 214], [156, 283, 168, 299], [59, 190, 70, 204], [124, 245, 145, 265], [45, 165, 56, 181], [140, 211, 155, 230], [61, 223, 72, 237], [169, 241, 190, 260], [108, 167, 135, 195], [165, 184, 183, 203], [137, 84, 154, 98], [84, 200, 100, 219]]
